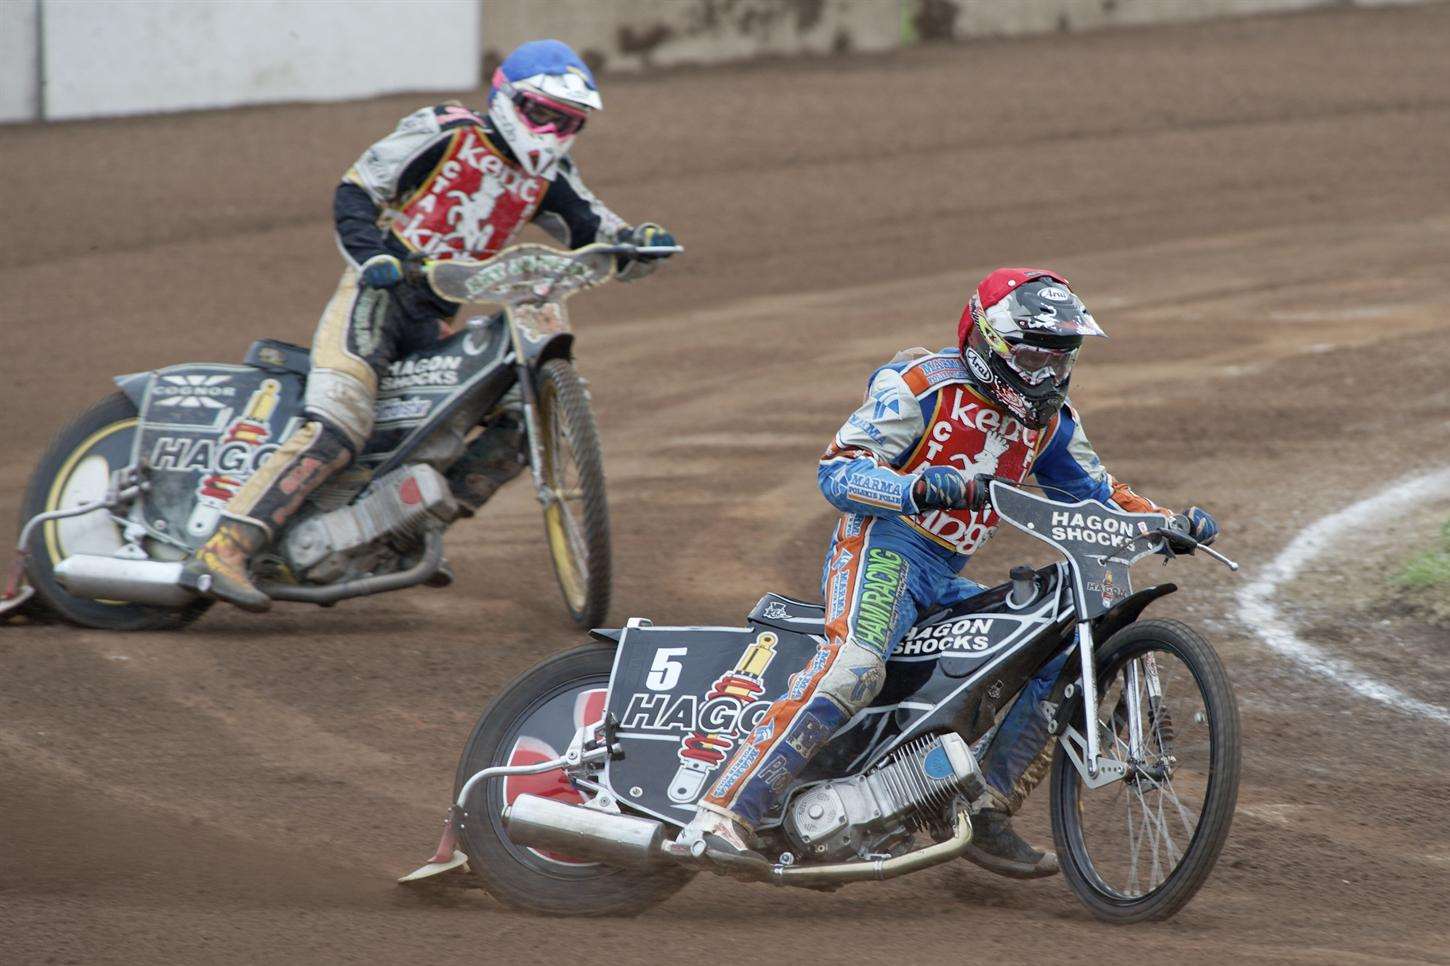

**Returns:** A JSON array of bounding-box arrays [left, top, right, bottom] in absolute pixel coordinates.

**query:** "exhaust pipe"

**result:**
[[505, 794, 977, 887], [771, 809, 973, 886], [504, 794, 671, 869], [53, 555, 198, 607]]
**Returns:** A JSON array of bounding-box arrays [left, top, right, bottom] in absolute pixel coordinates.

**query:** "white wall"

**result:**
[[0, 0, 40, 122], [40, 0, 481, 121]]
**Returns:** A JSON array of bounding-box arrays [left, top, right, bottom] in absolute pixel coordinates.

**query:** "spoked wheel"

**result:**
[[1050, 619, 1240, 922], [17, 391, 210, 631], [453, 644, 692, 916], [535, 359, 611, 628]]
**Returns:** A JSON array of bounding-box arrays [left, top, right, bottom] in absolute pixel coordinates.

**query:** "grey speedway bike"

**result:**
[[403, 480, 1242, 923], [2, 240, 679, 631]]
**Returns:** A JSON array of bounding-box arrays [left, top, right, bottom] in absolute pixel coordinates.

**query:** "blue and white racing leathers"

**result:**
[[702, 348, 1169, 828]]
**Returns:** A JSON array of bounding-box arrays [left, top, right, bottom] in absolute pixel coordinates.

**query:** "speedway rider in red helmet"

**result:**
[[679, 268, 1219, 878], [182, 40, 676, 611]]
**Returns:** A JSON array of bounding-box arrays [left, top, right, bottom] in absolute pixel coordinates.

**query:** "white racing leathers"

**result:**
[[700, 349, 1169, 828], [222, 104, 642, 538]]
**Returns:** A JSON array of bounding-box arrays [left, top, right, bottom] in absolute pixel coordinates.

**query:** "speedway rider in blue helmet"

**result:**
[[183, 40, 677, 611], [679, 268, 1219, 879]]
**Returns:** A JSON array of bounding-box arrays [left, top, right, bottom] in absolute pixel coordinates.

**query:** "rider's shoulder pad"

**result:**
[[893, 348, 971, 399], [429, 102, 486, 130]]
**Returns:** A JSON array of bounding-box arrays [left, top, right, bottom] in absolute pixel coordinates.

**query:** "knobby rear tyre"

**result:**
[[453, 643, 693, 916], [18, 391, 211, 631]]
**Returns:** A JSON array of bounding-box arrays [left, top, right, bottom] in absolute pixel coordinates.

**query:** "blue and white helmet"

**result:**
[[488, 40, 601, 177]]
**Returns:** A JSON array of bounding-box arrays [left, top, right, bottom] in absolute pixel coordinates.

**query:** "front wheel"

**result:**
[[454, 643, 693, 915], [1049, 619, 1240, 923], [535, 359, 611, 628]]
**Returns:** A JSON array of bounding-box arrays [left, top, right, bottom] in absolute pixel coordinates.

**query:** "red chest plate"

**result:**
[[902, 384, 1045, 556], [391, 127, 547, 259]]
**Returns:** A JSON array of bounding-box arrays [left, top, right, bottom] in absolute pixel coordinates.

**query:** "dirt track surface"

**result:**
[[3, 6, 1450, 964]]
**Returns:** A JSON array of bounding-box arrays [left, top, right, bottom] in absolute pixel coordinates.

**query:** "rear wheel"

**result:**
[[535, 360, 611, 629], [1049, 619, 1240, 922], [18, 392, 211, 631], [453, 643, 692, 915]]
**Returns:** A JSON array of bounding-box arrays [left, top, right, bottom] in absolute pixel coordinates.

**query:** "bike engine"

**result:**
[[783, 732, 989, 862], [283, 464, 459, 583]]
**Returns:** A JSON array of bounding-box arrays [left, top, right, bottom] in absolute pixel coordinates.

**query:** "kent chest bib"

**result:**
[[898, 361, 1048, 556], [391, 126, 547, 259]]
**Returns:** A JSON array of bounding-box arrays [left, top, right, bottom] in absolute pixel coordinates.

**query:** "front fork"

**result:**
[[514, 359, 549, 495], [1058, 622, 1129, 789], [494, 308, 550, 500], [1058, 623, 1165, 788]]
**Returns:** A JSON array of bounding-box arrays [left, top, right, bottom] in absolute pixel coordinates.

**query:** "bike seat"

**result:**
[[749, 593, 825, 634], [244, 339, 311, 375]]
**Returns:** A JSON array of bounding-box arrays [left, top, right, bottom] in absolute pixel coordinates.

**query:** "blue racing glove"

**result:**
[[360, 253, 403, 289], [1183, 506, 1219, 545], [913, 468, 990, 513], [621, 223, 677, 260]]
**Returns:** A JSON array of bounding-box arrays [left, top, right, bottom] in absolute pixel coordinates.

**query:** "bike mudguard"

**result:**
[[1092, 582, 1177, 642], [133, 363, 307, 549], [509, 303, 574, 367], [600, 581, 1073, 829], [113, 371, 153, 408], [1044, 581, 1179, 736]]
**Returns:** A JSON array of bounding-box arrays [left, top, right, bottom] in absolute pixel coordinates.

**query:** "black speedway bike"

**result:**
[[2, 241, 679, 631], [403, 480, 1242, 923]]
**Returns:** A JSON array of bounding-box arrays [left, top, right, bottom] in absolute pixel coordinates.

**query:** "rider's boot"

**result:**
[[445, 410, 527, 515], [668, 803, 771, 878], [183, 418, 353, 612], [966, 655, 1066, 880], [180, 519, 271, 612], [964, 740, 1059, 879]]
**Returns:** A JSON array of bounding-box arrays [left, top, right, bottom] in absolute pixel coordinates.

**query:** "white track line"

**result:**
[[1236, 467, 1450, 726]]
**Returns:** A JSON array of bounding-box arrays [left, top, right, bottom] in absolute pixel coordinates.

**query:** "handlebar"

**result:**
[[1146, 526, 1240, 571], [983, 474, 1239, 572], [402, 242, 684, 284]]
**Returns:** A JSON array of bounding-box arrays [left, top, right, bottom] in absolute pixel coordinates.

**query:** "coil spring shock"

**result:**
[[676, 672, 766, 766]]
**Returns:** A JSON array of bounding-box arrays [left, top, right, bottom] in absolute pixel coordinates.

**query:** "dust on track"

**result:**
[[2, 6, 1449, 964]]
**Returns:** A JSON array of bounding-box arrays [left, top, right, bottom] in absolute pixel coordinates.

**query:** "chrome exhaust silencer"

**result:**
[[505, 793, 976, 887], [53, 555, 198, 607], [503, 794, 671, 869]]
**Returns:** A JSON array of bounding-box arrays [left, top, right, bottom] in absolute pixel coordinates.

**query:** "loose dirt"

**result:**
[[2, 6, 1449, 964]]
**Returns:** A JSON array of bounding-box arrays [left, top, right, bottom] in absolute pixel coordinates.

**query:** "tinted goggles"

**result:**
[[1005, 342, 1078, 386], [514, 92, 587, 136]]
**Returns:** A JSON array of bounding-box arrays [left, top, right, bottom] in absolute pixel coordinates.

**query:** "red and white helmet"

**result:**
[[957, 268, 1106, 428], [488, 40, 602, 177]]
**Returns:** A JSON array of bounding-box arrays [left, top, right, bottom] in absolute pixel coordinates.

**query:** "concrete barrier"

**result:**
[[482, 0, 1433, 73], [902, 0, 1428, 41], [481, 0, 902, 73], [3, 0, 1435, 123]]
